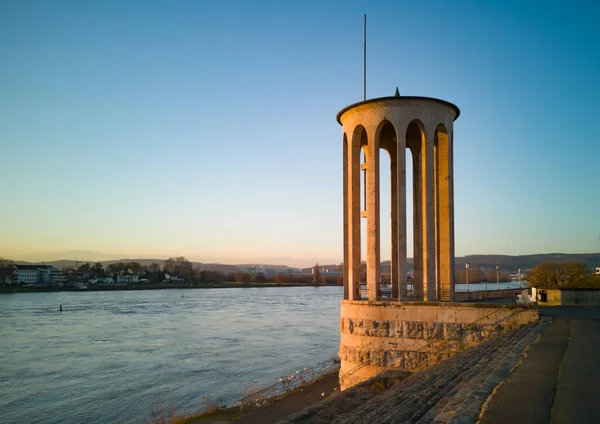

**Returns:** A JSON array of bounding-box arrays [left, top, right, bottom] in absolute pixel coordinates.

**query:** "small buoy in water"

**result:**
[[59, 305, 63, 312], [181, 294, 184, 298]]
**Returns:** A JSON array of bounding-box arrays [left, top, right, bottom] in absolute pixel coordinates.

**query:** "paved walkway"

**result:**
[[480, 306, 600, 424]]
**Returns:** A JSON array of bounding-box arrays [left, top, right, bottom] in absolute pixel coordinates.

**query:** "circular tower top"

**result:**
[[336, 95, 460, 125]]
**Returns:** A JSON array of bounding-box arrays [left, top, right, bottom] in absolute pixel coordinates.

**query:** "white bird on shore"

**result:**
[[321, 392, 325, 397]]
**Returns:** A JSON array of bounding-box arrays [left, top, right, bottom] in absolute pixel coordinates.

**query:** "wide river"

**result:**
[[0, 286, 342, 424]]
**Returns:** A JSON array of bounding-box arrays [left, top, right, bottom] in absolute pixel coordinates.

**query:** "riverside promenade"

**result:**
[[480, 306, 600, 424]]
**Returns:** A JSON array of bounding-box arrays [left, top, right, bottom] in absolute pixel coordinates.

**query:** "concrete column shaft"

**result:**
[[366, 126, 380, 301], [389, 144, 399, 300], [343, 135, 349, 300], [421, 130, 436, 301], [436, 127, 453, 301], [395, 131, 407, 301]]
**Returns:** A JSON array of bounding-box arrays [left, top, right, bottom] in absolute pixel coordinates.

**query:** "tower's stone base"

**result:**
[[339, 300, 538, 390]]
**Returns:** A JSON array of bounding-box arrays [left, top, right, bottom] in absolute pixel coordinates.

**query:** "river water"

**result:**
[[0, 286, 343, 424]]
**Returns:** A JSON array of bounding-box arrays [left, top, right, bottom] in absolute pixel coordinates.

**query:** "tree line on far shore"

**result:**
[[2, 257, 599, 289], [75, 257, 341, 286]]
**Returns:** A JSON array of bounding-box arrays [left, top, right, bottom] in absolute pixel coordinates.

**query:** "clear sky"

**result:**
[[1, 0, 598, 267]]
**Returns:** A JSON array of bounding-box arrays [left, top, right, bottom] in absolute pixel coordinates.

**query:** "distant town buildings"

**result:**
[[241, 266, 278, 276], [0, 264, 109, 287], [0, 264, 58, 286], [16, 265, 43, 285], [116, 270, 139, 284], [163, 273, 184, 283], [50, 269, 68, 286]]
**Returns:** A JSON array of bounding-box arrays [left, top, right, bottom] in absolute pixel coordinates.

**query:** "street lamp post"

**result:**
[[518, 268, 522, 288], [484, 271, 488, 303], [496, 265, 500, 290], [465, 263, 470, 293]]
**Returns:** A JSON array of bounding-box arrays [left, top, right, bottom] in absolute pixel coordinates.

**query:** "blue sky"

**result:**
[[1, 0, 598, 267]]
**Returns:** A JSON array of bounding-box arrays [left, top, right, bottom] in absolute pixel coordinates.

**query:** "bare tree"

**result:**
[[526, 262, 590, 288], [164, 257, 194, 278]]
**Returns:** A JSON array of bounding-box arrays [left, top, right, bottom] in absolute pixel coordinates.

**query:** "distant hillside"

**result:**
[[382, 253, 600, 271], [14, 259, 274, 273], [454, 253, 600, 271], [14, 252, 600, 273]]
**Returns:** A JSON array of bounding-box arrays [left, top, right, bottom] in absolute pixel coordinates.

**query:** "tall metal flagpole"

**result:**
[[363, 14, 367, 101]]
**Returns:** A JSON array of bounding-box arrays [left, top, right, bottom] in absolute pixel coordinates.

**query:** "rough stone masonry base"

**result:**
[[338, 300, 539, 389]]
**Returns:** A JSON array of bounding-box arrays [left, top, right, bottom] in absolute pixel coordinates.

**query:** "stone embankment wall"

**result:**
[[339, 300, 538, 389]]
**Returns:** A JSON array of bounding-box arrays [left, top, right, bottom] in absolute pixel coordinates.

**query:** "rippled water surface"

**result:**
[[0, 286, 342, 424]]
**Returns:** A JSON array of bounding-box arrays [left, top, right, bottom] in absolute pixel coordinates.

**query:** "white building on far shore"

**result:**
[[16, 265, 55, 285]]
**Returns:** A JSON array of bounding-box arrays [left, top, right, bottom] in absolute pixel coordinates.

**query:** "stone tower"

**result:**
[[338, 91, 460, 303], [336, 92, 539, 391], [337, 92, 462, 389]]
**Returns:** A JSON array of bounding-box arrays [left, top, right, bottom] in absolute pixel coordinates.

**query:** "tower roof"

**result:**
[[336, 96, 460, 125]]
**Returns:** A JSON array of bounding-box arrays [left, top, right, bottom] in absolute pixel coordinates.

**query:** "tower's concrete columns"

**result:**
[[343, 135, 349, 300], [436, 126, 455, 301], [338, 96, 459, 304], [389, 142, 399, 300], [421, 129, 437, 301], [449, 131, 456, 299], [394, 127, 407, 300], [366, 126, 380, 300]]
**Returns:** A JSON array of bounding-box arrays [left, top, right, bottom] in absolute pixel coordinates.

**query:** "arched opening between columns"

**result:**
[[377, 121, 397, 299], [360, 143, 368, 293], [345, 124, 368, 300]]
